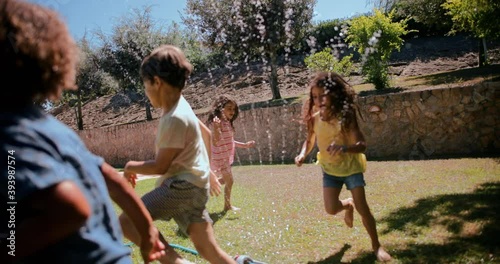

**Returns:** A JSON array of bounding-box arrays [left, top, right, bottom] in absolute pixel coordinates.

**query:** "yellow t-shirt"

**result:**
[[313, 113, 366, 176]]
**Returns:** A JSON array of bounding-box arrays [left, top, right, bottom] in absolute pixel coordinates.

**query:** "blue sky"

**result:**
[[28, 0, 372, 41]]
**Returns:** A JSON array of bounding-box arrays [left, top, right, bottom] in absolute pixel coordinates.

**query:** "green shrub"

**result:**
[[346, 10, 411, 89], [304, 47, 354, 77]]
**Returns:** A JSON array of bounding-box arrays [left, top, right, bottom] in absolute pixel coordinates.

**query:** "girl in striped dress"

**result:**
[[206, 96, 255, 211]]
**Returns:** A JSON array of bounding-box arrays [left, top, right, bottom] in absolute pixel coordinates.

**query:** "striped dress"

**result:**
[[210, 119, 235, 172]]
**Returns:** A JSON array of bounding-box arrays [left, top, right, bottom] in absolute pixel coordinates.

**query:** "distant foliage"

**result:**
[[183, 0, 315, 61], [346, 9, 411, 89], [392, 0, 451, 37], [183, 0, 317, 99], [442, 0, 500, 39], [305, 18, 350, 53], [304, 48, 354, 77]]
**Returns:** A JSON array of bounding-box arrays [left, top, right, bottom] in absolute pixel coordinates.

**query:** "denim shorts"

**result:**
[[322, 172, 366, 190]]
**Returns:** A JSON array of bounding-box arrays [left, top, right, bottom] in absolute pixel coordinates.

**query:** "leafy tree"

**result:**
[[393, 0, 451, 36], [304, 48, 354, 77], [346, 10, 410, 89], [183, 0, 316, 100], [305, 19, 350, 53], [96, 6, 179, 120], [60, 37, 119, 129], [366, 0, 451, 37], [366, 0, 397, 12], [442, 0, 500, 66]]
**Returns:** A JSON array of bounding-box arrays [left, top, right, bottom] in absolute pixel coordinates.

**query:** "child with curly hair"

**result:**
[[295, 71, 392, 262], [0, 1, 164, 263], [206, 96, 255, 211]]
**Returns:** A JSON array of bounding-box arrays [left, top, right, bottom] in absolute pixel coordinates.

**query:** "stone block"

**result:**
[[405, 107, 415, 120], [482, 115, 495, 126], [424, 111, 438, 119], [420, 90, 432, 101], [461, 95, 472, 104], [416, 101, 426, 112]]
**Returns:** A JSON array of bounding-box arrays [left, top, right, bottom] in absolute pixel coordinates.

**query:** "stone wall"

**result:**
[[78, 83, 498, 166]]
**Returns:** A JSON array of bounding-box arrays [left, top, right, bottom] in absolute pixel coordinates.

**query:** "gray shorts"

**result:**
[[141, 177, 212, 235]]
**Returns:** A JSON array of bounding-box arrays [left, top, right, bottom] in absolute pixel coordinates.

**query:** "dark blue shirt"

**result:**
[[0, 106, 131, 263]]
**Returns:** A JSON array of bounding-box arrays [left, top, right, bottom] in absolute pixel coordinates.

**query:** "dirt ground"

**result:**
[[52, 34, 500, 130]]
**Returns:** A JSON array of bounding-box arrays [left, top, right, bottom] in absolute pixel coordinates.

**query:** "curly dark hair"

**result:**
[[206, 95, 239, 130], [0, 0, 78, 109], [306, 71, 358, 132]]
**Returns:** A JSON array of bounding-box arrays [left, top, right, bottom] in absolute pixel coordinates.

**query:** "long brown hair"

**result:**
[[206, 95, 239, 130], [306, 71, 358, 132]]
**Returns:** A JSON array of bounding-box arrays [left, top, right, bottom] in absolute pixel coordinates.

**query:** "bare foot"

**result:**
[[375, 247, 392, 262], [344, 198, 354, 228], [224, 205, 240, 211]]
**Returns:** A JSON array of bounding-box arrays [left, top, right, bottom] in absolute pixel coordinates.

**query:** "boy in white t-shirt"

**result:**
[[118, 45, 236, 264]]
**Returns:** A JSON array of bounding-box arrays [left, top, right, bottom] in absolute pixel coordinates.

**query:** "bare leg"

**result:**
[[221, 171, 239, 211], [323, 187, 354, 227], [350, 187, 391, 262], [119, 213, 190, 264], [188, 222, 236, 263]]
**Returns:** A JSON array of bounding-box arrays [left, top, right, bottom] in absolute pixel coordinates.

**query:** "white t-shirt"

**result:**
[[154, 96, 209, 189]]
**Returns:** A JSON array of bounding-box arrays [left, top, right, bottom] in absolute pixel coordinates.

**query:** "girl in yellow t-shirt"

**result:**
[[295, 71, 391, 262]]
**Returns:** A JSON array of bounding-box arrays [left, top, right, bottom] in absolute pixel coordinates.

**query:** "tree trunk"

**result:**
[[269, 52, 281, 100], [76, 88, 84, 130], [145, 101, 153, 121], [478, 37, 488, 67]]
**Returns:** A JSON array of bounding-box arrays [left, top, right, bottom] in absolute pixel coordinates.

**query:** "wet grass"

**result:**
[[118, 158, 500, 263]]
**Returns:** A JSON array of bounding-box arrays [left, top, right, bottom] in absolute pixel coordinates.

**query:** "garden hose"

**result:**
[[124, 242, 199, 256]]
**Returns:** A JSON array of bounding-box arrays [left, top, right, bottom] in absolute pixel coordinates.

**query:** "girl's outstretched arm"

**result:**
[[295, 119, 316, 167], [234, 140, 255, 148], [198, 119, 221, 196]]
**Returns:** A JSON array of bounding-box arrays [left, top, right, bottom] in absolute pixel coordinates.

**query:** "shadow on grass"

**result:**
[[209, 209, 229, 225], [174, 210, 230, 238], [409, 64, 500, 87], [307, 244, 352, 264], [375, 181, 500, 263]]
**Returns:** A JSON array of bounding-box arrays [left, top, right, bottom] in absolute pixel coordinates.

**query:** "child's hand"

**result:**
[[124, 171, 138, 188], [213, 116, 221, 125], [209, 170, 221, 196], [327, 142, 345, 156], [295, 154, 305, 167], [246, 140, 256, 148], [140, 226, 165, 263]]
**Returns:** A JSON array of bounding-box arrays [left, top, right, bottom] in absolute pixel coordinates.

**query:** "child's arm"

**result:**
[[101, 162, 165, 263], [199, 119, 221, 197], [124, 147, 181, 176], [211, 117, 222, 146], [14, 181, 91, 260], [327, 117, 366, 155], [234, 140, 255, 148], [295, 119, 316, 167]]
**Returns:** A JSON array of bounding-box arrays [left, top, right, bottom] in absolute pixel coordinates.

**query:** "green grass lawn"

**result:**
[[116, 158, 500, 263]]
